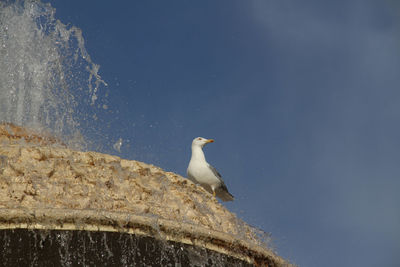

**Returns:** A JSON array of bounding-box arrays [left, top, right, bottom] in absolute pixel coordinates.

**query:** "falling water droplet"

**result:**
[[113, 138, 123, 152]]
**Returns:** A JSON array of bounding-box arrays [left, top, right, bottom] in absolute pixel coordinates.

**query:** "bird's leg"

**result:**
[[211, 186, 216, 198]]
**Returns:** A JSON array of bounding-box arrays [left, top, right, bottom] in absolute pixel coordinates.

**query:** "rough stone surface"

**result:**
[[0, 123, 291, 266]]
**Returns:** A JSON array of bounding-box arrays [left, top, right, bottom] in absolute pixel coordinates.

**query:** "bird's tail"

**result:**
[[216, 186, 234, 202]]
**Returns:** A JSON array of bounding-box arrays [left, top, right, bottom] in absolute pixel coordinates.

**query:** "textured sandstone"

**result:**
[[0, 123, 291, 266]]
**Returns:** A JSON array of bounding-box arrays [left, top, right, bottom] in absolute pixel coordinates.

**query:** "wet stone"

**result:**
[[0, 229, 255, 267]]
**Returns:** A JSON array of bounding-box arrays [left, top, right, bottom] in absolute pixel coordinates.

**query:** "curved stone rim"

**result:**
[[0, 208, 291, 267]]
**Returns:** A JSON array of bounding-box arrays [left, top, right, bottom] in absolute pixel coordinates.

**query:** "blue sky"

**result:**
[[38, 1, 400, 266]]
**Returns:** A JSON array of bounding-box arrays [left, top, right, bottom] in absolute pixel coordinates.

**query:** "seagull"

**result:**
[[187, 137, 234, 202]]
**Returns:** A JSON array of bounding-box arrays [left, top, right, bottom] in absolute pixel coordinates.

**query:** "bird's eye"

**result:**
[[198, 138, 202, 140]]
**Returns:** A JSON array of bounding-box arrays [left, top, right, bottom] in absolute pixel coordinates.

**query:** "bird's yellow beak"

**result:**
[[206, 139, 214, 143]]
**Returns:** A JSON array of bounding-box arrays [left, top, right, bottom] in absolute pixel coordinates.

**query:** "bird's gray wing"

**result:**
[[207, 164, 234, 201], [208, 164, 234, 201], [207, 163, 231, 189], [207, 164, 223, 181]]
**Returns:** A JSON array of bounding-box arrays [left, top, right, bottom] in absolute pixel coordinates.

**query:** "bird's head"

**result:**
[[192, 137, 214, 148]]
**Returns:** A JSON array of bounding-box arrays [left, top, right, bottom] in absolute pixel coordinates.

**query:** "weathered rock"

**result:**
[[0, 123, 292, 266]]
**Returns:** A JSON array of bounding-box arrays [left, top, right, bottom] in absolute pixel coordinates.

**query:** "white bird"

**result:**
[[187, 137, 234, 202]]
